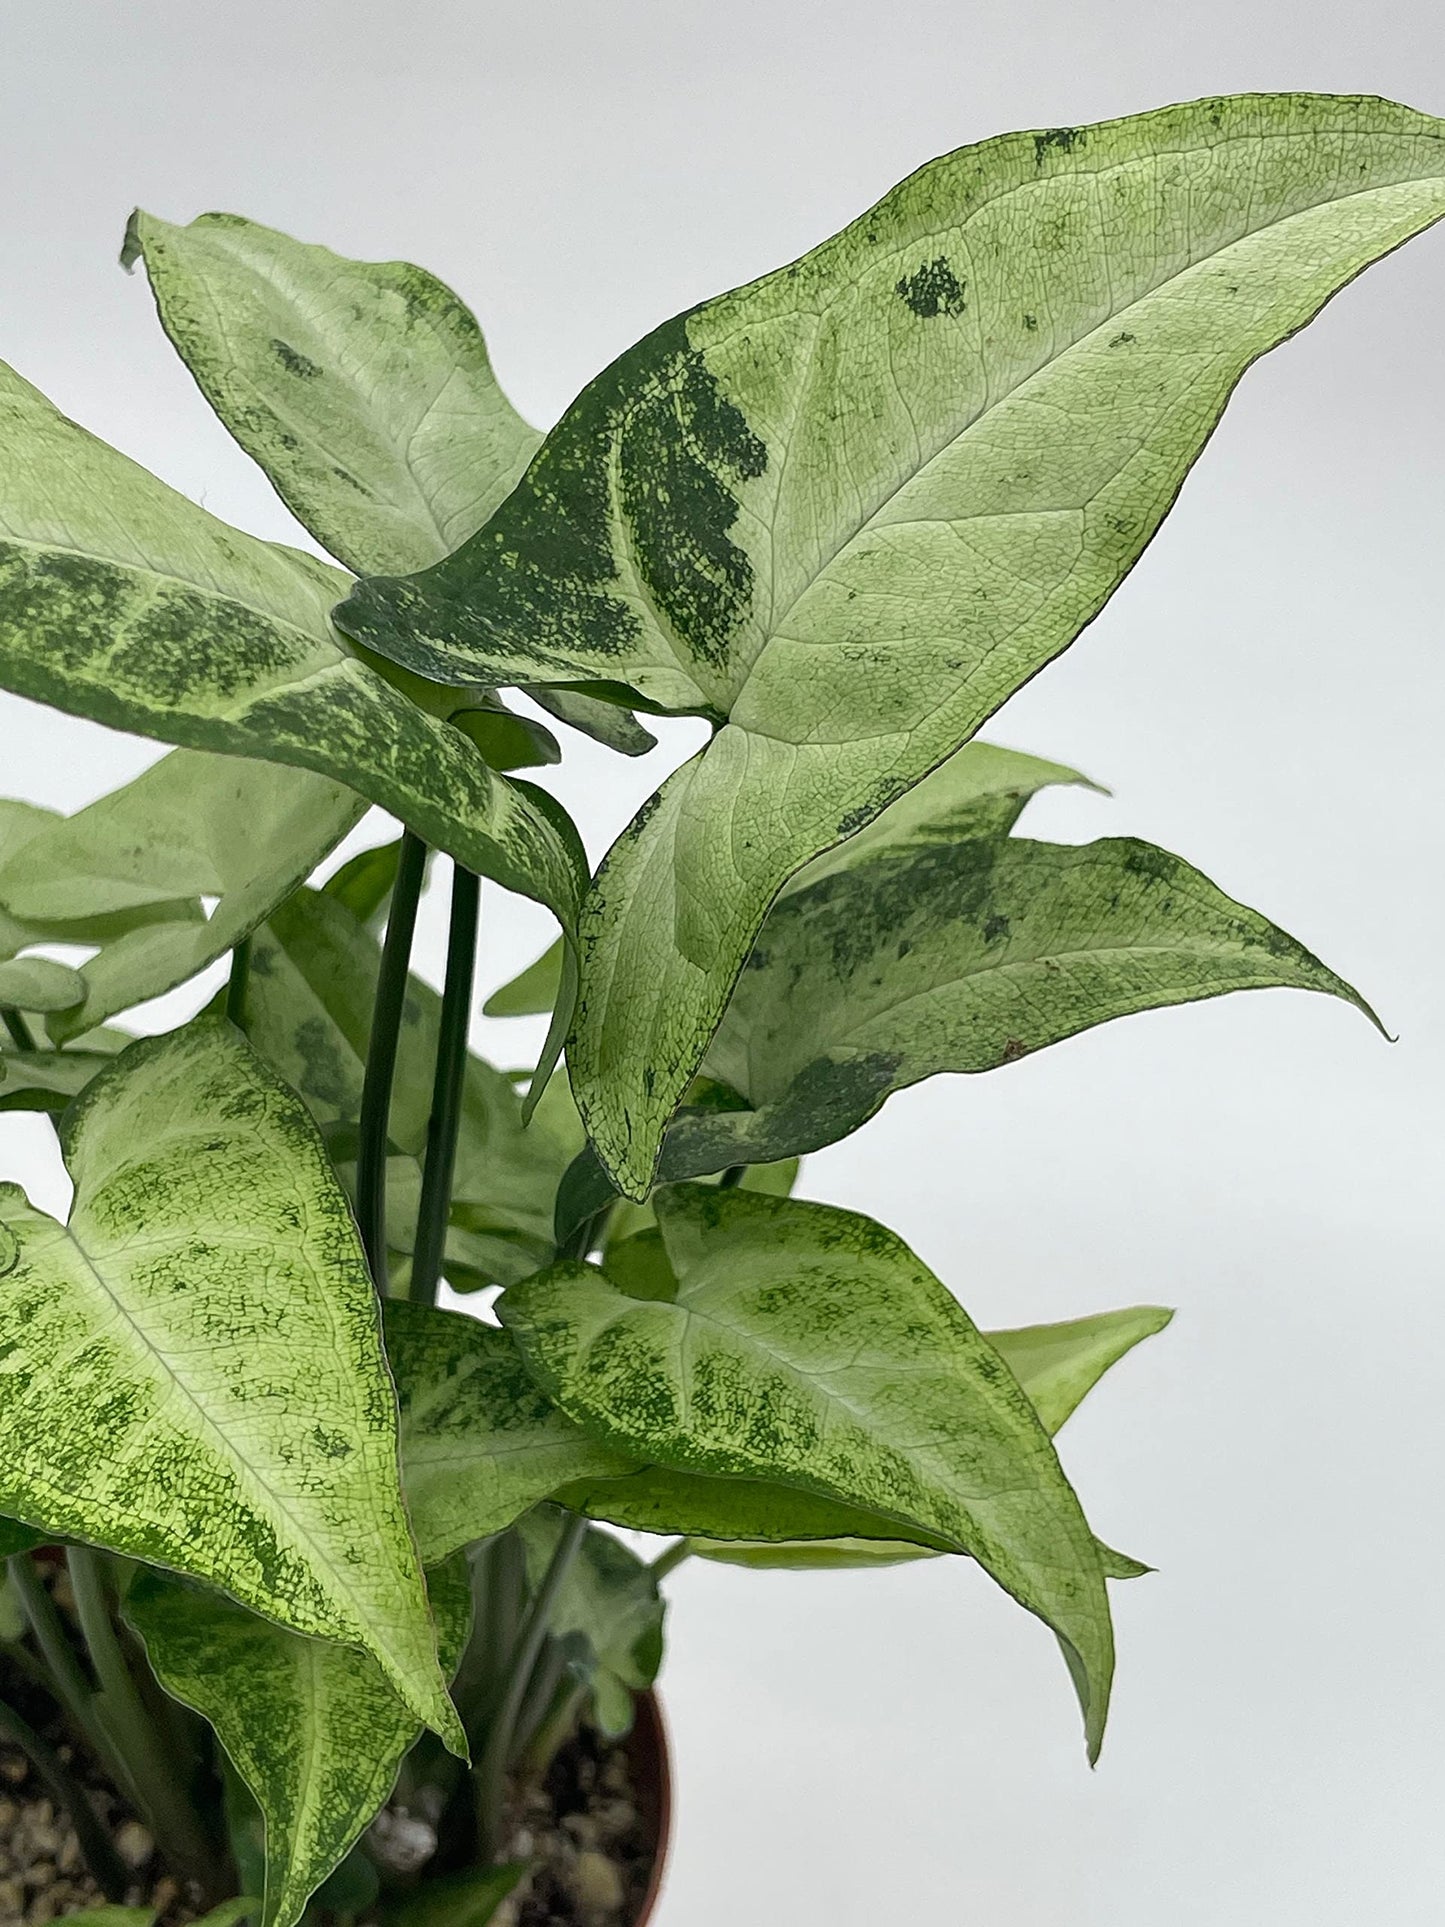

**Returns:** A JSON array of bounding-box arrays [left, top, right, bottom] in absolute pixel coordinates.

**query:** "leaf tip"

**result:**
[[119, 209, 145, 273]]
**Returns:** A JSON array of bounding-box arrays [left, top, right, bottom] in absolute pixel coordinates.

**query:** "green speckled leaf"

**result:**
[[568, 1298, 1171, 1569], [338, 92, 1445, 1195], [123, 210, 542, 579], [0, 1017, 460, 1749], [0, 361, 579, 925], [241, 888, 582, 1289], [126, 1558, 472, 1927], [663, 819, 1373, 1177], [383, 1302, 632, 1567], [0, 749, 361, 1041], [501, 1183, 1113, 1757]]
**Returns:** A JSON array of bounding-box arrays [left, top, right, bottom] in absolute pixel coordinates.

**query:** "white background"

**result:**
[[3, 6, 1443, 1921]]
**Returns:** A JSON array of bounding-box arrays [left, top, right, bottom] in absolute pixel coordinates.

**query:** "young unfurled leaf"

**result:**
[[501, 1184, 1115, 1756], [569, 1298, 1171, 1570], [0, 1017, 460, 1748], [240, 888, 582, 1288], [518, 1509, 665, 1737], [383, 1302, 633, 1567], [662, 825, 1374, 1177], [123, 210, 543, 580], [338, 93, 1445, 1195], [0, 362, 580, 926], [126, 1559, 472, 1927], [0, 749, 362, 1040]]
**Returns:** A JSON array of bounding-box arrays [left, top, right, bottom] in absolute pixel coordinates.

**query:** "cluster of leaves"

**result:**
[[0, 90, 1439, 1927]]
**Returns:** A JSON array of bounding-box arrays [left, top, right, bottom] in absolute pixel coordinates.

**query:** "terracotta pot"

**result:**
[[624, 1692, 673, 1924]]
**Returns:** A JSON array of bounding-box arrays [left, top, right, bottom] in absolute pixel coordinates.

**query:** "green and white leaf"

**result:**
[[338, 92, 1445, 1194], [0, 361, 580, 924], [384, 1302, 633, 1567], [241, 887, 582, 1288], [501, 1184, 1114, 1756], [0, 1017, 459, 1746], [123, 210, 542, 579], [518, 1510, 664, 1737], [663, 825, 1373, 1177], [126, 1558, 472, 1927], [571, 1297, 1171, 1570], [0, 749, 361, 1040]]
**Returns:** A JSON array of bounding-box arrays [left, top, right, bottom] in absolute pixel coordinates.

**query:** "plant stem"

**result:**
[[2, 1007, 38, 1052], [67, 1548, 218, 1896], [474, 1513, 587, 1862], [408, 863, 480, 1307], [355, 830, 428, 1285], [648, 1538, 694, 1582], [224, 937, 252, 1029], [7, 1551, 96, 1734], [0, 1692, 130, 1900]]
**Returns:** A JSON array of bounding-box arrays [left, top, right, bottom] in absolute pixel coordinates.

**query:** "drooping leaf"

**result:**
[[567, 1298, 1171, 1570], [338, 93, 1445, 1195], [0, 362, 580, 925], [518, 1509, 664, 1737], [501, 1184, 1114, 1756], [383, 1302, 633, 1568], [122, 210, 542, 579], [126, 1558, 472, 1927], [0, 1017, 459, 1747], [0, 749, 362, 1040], [240, 888, 582, 1289], [526, 686, 657, 757], [661, 823, 1374, 1177]]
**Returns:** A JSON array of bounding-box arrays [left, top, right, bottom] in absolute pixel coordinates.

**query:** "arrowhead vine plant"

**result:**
[[0, 90, 1437, 1926]]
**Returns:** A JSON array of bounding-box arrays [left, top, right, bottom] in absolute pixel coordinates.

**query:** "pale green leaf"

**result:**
[[0, 362, 579, 924], [383, 1301, 633, 1568], [126, 1558, 472, 1927], [661, 821, 1373, 1176], [483, 937, 564, 1018], [0, 1045, 124, 1114], [518, 1509, 664, 1737], [501, 1184, 1114, 1756], [338, 93, 1445, 1195], [0, 1017, 459, 1748], [123, 210, 542, 578], [322, 837, 407, 929], [0, 749, 362, 1040], [0, 954, 85, 1011], [570, 1296, 1170, 1570], [527, 685, 657, 757]]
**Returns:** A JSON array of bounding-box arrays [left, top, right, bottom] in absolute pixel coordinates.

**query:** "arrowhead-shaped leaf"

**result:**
[[564, 1295, 1170, 1571], [0, 1017, 460, 1747], [123, 209, 543, 580], [0, 749, 362, 1040], [337, 92, 1445, 1194], [500, 1184, 1115, 1757], [126, 1558, 472, 1927], [0, 361, 580, 924], [384, 1301, 632, 1567], [663, 819, 1373, 1177]]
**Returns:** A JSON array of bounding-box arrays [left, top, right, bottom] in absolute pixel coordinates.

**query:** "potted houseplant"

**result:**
[[0, 90, 1440, 1926]]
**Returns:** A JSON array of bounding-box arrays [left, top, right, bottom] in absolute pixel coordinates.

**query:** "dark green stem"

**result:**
[[475, 1513, 587, 1862], [356, 830, 428, 1285], [408, 863, 480, 1307], [2, 1007, 38, 1052], [67, 1548, 218, 1897], [224, 937, 252, 1029], [0, 1692, 129, 1900], [7, 1551, 95, 1734]]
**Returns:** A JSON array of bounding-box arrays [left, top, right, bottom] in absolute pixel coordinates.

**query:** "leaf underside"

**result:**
[[337, 92, 1445, 1195]]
